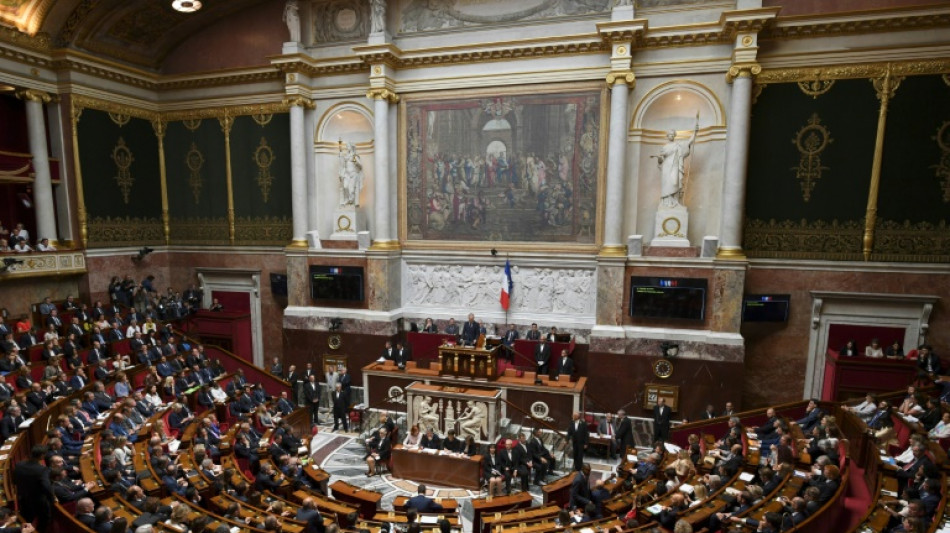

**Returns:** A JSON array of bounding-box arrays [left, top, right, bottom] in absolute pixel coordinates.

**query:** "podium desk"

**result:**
[[330, 480, 382, 518], [541, 471, 576, 507], [438, 344, 502, 380], [390, 444, 482, 490]]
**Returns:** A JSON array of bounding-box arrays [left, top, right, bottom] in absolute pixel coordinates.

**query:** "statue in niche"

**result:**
[[283, 0, 301, 43], [415, 396, 440, 432], [338, 141, 364, 207], [369, 0, 386, 34], [653, 115, 699, 208]]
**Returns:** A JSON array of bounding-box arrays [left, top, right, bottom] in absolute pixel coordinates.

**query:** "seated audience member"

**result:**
[[885, 340, 904, 358], [864, 338, 884, 358]]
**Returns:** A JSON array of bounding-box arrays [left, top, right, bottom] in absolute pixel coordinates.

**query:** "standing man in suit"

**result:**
[[557, 350, 574, 380], [269, 357, 283, 377], [339, 366, 352, 400], [406, 484, 444, 513], [598, 413, 618, 459], [15, 445, 54, 532], [331, 383, 349, 432], [461, 313, 480, 346], [534, 338, 551, 376], [569, 463, 592, 510], [394, 341, 412, 369], [304, 375, 320, 424], [567, 412, 588, 471], [380, 341, 394, 361], [615, 410, 633, 459], [653, 398, 672, 442], [525, 323, 541, 341]]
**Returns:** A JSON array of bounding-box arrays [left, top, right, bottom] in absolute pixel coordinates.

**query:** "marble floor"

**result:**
[[306, 416, 658, 532]]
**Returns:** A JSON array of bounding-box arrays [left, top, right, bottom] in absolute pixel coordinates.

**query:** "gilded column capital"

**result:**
[[151, 119, 167, 139], [726, 62, 761, 83], [283, 96, 316, 110], [366, 88, 400, 103], [605, 70, 635, 88], [16, 89, 52, 103]]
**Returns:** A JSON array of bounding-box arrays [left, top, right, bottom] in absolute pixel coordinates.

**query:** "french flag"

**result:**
[[500, 259, 513, 310]]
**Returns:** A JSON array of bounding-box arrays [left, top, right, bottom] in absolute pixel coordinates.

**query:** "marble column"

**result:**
[[601, 72, 634, 256], [717, 65, 758, 260], [287, 97, 312, 247], [19, 89, 57, 244], [368, 88, 398, 248]]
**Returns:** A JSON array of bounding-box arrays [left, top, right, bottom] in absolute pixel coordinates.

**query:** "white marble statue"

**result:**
[[369, 0, 387, 34], [654, 117, 699, 208], [416, 396, 440, 432], [338, 141, 364, 207], [458, 401, 487, 439], [283, 0, 301, 43]]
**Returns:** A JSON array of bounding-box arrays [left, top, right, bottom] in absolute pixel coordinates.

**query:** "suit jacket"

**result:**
[[525, 329, 541, 341], [484, 452, 504, 478], [557, 356, 574, 375], [406, 494, 444, 513], [528, 436, 553, 462], [567, 419, 588, 448], [534, 343, 551, 367], [13, 461, 53, 511], [461, 320, 480, 344], [420, 434, 441, 450], [332, 391, 348, 415], [615, 416, 634, 452], [569, 472, 591, 509], [339, 373, 352, 396], [394, 346, 412, 367], [0, 415, 21, 440], [303, 382, 320, 403], [653, 405, 672, 428], [597, 419, 617, 437], [503, 329, 519, 346]]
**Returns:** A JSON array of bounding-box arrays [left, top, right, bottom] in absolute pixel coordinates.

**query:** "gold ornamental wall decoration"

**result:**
[[251, 112, 273, 127], [797, 79, 835, 99], [254, 137, 275, 203], [791, 113, 833, 202], [108, 112, 130, 127], [185, 141, 205, 203], [111, 137, 135, 204], [932, 121, 950, 203], [182, 118, 202, 131]]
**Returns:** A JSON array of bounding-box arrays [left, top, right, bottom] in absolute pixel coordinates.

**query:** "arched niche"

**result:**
[[316, 103, 374, 143], [631, 79, 725, 133]]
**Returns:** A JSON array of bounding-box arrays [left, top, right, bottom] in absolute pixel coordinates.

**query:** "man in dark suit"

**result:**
[[598, 413, 618, 459], [795, 399, 824, 433], [17, 328, 38, 350], [14, 445, 54, 532], [615, 409, 634, 459], [534, 338, 551, 376], [331, 382, 349, 431], [569, 463, 592, 510], [394, 341, 412, 369], [380, 341, 394, 361], [556, 350, 574, 380], [896, 444, 933, 492], [420, 428, 440, 450], [304, 374, 321, 424], [525, 323, 541, 341], [339, 367, 352, 399], [461, 313, 480, 346], [269, 357, 283, 377], [918, 345, 942, 374], [0, 405, 24, 440], [276, 391, 295, 416], [653, 397, 672, 442], [527, 428, 554, 484], [406, 484, 444, 513], [502, 324, 519, 347], [566, 412, 588, 471]]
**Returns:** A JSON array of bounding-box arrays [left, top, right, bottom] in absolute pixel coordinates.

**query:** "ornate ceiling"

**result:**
[[0, 0, 268, 69]]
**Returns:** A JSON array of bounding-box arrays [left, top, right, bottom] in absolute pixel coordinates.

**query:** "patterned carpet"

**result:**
[[306, 416, 658, 529]]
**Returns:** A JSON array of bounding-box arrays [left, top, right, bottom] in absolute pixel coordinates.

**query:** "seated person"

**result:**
[[440, 430, 462, 453], [865, 338, 884, 358]]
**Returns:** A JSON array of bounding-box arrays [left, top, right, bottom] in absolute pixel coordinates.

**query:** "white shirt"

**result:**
[[126, 325, 142, 337], [14, 243, 32, 253], [145, 392, 164, 408], [37, 242, 56, 251], [930, 421, 950, 440], [211, 387, 228, 402]]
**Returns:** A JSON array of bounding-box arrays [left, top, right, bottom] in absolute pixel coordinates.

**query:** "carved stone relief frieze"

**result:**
[[403, 263, 595, 315]]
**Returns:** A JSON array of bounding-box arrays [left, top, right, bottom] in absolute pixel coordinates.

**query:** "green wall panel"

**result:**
[[77, 109, 163, 246], [165, 119, 229, 244], [746, 79, 879, 222], [229, 113, 292, 244]]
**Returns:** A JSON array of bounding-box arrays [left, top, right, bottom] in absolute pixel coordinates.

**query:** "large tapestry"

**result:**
[[404, 88, 602, 243]]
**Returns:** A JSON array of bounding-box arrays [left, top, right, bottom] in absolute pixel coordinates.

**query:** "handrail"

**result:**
[[174, 328, 292, 398]]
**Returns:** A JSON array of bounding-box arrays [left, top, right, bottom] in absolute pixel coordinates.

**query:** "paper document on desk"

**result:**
[[626, 454, 637, 462], [18, 418, 34, 429], [739, 472, 755, 482], [422, 448, 437, 454], [420, 516, 438, 525], [168, 439, 181, 453], [664, 442, 682, 453], [646, 504, 664, 515], [298, 446, 308, 455], [679, 484, 694, 494], [725, 487, 741, 496]]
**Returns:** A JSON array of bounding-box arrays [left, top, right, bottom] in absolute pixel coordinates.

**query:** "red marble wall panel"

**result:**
[[84, 252, 172, 306], [0, 275, 82, 320], [162, 1, 287, 75], [742, 267, 950, 408]]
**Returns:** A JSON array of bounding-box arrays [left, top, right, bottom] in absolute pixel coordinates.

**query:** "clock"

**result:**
[[328, 334, 342, 350], [652, 358, 673, 379]]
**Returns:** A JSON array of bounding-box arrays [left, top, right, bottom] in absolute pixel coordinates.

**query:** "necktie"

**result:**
[[607, 423, 613, 436]]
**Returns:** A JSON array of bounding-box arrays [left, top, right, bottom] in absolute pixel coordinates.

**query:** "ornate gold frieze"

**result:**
[[872, 219, 950, 262], [791, 113, 833, 202], [234, 216, 293, 245], [366, 88, 399, 103], [282, 96, 316, 110], [108, 112, 130, 127], [726, 62, 761, 83], [186, 142, 205, 203], [87, 216, 164, 247], [251, 112, 273, 127], [15, 88, 51, 103], [182, 118, 201, 132], [744, 218, 864, 260], [762, 10, 950, 41], [111, 137, 135, 204], [169, 217, 230, 244], [0, 24, 51, 51], [932, 121, 950, 203], [253, 137, 275, 203], [71, 95, 158, 121], [797, 79, 835, 98], [757, 59, 950, 84]]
